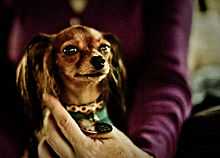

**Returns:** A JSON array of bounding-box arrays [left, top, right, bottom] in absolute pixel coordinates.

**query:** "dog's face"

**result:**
[[54, 26, 112, 84], [16, 25, 126, 128]]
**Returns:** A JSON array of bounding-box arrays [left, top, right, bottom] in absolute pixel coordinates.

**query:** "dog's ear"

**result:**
[[16, 34, 57, 129], [104, 33, 126, 89], [103, 33, 127, 128]]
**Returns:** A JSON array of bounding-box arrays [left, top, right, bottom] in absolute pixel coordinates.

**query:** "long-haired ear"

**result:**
[[16, 34, 56, 129], [103, 33, 127, 128]]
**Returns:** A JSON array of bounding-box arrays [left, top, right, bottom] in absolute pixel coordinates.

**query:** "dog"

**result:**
[[16, 25, 126, 157]]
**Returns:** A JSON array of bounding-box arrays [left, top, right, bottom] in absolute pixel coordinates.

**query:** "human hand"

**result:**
[[37, 94, 153, 158]]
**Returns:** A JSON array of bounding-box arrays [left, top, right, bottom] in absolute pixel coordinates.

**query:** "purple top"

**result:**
[[0, 0, 192, 158]]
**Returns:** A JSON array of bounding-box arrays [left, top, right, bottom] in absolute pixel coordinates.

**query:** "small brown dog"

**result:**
[[16, 25, 126, 157]]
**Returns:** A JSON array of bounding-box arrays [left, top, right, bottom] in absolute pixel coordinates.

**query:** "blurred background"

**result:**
[[1, 0, 220, 157], [177, 0, 220, 157], [189, 0, 220, 107]]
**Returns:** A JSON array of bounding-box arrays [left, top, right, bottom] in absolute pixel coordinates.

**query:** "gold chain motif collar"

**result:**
[[66, 97, 104, 115]]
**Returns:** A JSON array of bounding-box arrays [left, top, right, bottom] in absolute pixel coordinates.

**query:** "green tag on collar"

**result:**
[[69, 106, 112, 124]]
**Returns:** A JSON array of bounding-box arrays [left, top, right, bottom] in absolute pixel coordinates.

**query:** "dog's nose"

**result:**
[[90, 56, 105, 70]]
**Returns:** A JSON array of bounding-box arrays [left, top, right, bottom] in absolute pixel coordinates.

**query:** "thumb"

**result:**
[[42, 94, 88, 147]]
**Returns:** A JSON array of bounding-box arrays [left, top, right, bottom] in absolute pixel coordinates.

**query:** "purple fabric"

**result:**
[[0, 0, 192, 157], [127, 1, 192, 158]]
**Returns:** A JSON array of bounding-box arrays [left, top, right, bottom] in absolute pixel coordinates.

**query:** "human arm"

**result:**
[[127, 0, 192, 158]]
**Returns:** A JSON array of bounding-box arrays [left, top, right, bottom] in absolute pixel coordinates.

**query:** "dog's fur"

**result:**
[[16, 25, 126, 156]]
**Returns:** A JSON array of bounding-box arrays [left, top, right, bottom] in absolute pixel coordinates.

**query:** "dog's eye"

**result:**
[[63, 45, 79, 55], [99, 44, 111, 53]]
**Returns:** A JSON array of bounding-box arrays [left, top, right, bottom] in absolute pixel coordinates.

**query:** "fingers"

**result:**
[[38, 139, 53, 158], [46, 117, 75, 158], [43, 94, 87, 147]]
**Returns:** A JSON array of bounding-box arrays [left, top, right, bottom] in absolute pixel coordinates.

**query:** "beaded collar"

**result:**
[[65, 95, 104, 115], [65, 95, 112, 135]]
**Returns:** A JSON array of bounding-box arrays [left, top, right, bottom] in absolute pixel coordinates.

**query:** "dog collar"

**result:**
[[68, 105, 111, 123], [65, 97, 112, 135], [65, 95, 104, 115], [68, 105, 112, 135]]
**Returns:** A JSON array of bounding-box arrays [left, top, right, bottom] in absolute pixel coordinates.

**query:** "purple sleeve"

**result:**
[[127, 1, 192, 158]]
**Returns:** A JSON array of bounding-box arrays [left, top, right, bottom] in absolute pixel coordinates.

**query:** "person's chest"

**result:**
[[19, 0, 144, 64]]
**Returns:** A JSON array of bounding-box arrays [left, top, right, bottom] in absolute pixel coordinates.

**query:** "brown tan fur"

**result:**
[[16, 25, 126, 157]]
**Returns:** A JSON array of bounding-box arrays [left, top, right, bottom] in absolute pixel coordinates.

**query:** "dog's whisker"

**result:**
[[16, 25, 126, 156]]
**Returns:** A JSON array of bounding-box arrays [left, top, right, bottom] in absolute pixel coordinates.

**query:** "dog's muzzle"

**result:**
[[90, 56, 105, 70]]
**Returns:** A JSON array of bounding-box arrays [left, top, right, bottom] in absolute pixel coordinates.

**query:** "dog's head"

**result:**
[[55, 26, 112, 83], [16, 25, 126, 129]]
